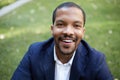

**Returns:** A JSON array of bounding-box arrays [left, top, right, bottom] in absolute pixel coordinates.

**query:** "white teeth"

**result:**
[[63, 40, 73, 42]]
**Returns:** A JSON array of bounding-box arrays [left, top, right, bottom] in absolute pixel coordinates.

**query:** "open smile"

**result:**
[[63, 39, 73, 43], [60, 39, 76, 47]]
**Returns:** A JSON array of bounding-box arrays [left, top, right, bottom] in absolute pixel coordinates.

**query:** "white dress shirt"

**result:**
[[54, 46, 76, 80]]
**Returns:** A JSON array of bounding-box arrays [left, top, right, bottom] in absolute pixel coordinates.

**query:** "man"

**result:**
[[11, 2, 113, 80]]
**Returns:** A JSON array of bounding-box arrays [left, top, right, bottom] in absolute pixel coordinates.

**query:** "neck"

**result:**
[[56, 52, 73, 64]]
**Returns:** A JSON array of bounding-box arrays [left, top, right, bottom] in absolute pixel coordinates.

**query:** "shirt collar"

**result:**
[[54, 46, 76, 65]]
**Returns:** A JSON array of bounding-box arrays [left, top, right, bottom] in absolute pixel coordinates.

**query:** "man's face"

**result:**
[[51, 7, 85, 55]]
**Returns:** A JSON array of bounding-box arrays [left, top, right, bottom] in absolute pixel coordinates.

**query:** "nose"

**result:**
[[62, 25, 74, 35]]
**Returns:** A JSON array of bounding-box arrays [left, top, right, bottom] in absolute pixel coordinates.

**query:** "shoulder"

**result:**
[[25, 37, 54, 58], [89, 48, 105, 65], [81, 39, 104, 56], [22, 37, 54, 66], [30, 37, 54, 48], [29, 37, 54, 52], [80, 40, 105, 65]]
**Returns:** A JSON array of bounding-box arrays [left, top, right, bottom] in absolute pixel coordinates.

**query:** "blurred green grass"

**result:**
[[0, 0, 16, 8], [0, 0, 120, 80]]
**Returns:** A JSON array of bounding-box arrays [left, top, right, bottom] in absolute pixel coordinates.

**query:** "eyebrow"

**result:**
[[56, 20, 65, 23], [56, 20, 82, 23], [74, 21, 82, 24]]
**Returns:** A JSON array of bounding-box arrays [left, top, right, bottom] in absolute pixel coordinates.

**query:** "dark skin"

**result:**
[[51, 7, 85, 64]]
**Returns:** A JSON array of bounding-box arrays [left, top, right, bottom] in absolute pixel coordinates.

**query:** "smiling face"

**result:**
[[51, 7, 85, 56]]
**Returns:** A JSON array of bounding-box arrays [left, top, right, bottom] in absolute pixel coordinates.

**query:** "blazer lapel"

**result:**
[[69, 43, 88, 80], [43, 41, 55, 80]]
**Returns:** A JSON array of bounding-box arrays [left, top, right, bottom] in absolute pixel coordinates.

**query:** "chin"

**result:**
[[60, 49, 75, 55]]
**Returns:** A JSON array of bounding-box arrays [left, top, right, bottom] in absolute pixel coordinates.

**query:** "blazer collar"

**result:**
[[70, 42, 88, 80], [42, 38, 55, 80]]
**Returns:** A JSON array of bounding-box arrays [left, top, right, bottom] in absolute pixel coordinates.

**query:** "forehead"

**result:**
[[55, 7, 84, 23]]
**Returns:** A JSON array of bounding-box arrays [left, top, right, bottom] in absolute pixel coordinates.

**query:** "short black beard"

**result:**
[[60, 48, 75, 56], [56, 40, 77, 56], [54, 34, 78, 56]]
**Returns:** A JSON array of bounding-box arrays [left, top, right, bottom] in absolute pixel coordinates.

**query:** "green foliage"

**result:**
[[0, 0, 16, 8], [0, 0, 120, 80]]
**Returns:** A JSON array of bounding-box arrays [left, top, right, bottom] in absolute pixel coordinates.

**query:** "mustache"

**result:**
[[58, 34, 77, 42]]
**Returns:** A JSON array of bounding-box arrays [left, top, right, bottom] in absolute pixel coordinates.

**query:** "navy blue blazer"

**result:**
[[11, 37, 113, 80]]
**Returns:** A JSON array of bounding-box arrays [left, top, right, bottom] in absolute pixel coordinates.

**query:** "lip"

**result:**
[[63, 39, 73, 43], [58, 36, 76, 46], [60, 39, 75, 46]]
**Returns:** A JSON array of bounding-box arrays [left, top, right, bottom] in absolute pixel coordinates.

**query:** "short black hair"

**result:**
[[52, 2, 86, 26]]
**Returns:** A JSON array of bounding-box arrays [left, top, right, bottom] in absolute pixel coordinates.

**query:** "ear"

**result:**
[[51, 25, 54, 35], [82, 27, 85, 38]]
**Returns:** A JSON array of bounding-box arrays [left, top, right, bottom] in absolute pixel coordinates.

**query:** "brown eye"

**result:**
[[75, 25, 80, 27], [57, 23, 63, 26], [56, 23, 65, 28], [74, 24, 81, 28]]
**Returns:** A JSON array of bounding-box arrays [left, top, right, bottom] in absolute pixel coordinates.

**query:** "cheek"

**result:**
[[52, 28, 62, 37], [75, 30, 84, 38]]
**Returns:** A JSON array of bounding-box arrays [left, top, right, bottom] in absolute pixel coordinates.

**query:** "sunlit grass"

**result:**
[[0, 0, 16, 8]]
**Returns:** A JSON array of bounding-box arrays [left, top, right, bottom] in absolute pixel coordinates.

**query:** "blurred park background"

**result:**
[[0, 0, 120, 80]]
